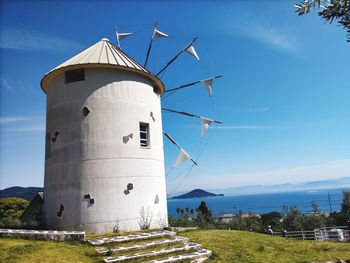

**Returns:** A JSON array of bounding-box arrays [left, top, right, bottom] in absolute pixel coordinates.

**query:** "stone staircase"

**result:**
[[88, 230, 212, 263]]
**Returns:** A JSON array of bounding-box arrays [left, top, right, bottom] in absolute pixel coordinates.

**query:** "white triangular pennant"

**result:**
[[116, 32, 133, 47], [201, 117, 214, 137], [173, 148, 191, 168], [118, 32, 133, 40], [201, 78, 213, 97], [185, 44, 200, 61], [152, 28, 169, 39]]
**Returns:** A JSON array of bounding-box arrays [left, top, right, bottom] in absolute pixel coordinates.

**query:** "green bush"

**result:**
[[0, 197, 29, 227]]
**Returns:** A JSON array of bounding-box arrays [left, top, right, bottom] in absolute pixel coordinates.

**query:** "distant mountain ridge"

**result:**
[[2, 177, 350, 201], [172, 189, 224, 199], [206, 177, 350, 196], [0, 186, 43, 201], [169, 177, 350, 197]]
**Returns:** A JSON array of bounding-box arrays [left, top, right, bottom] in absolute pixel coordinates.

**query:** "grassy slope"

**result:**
[[181, 230, 350, 263], [0, 238, 99, 263], [1, 230, 350, 263]]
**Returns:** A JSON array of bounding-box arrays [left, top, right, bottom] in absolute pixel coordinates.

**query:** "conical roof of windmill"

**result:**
[[41, 38, 164, 94]]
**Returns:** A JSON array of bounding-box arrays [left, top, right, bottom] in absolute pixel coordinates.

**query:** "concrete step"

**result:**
[[96, 236, 189, 255], [141, 249, 212, 263], [88, 231, 176, 246], [103, 243, 202, 263]]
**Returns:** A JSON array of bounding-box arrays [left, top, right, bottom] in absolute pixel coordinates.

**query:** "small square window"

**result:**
[[65, 68, 85, 83], [139, 122, 150, 148]]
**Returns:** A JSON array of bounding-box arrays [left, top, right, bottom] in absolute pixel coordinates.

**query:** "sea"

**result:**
[[167, 188, 350, 217]]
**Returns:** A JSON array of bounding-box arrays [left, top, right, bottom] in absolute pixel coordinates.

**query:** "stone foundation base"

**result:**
[[0, 229, 85, 242]]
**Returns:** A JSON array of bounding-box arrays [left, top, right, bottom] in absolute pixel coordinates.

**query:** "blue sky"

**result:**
[[1, 0, 349, 193]]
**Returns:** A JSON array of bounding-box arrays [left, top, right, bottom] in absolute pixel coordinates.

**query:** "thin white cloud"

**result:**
[[0, 28, 83, 52], [0, 115, 45, 136], [0, 116, 31, 125], [233, 107, 270, 113], [181, 124, 272, 130], [225, 18, 298, 51], [217, 125, 272, 130], [1, 78, 14, 92], [2, 125, 45, 133], [248, 25, 297, 51]]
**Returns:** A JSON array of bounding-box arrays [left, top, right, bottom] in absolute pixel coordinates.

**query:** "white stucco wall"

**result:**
[[44, 68, 168, 233]]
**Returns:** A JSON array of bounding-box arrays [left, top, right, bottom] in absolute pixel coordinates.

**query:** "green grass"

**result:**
[[0, 238, 99, 263], [181, 230, 350, 263], [1, 230, 350, 263]]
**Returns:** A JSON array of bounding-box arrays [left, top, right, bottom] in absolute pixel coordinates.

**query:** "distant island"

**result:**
[[172, 189, 224, 199]]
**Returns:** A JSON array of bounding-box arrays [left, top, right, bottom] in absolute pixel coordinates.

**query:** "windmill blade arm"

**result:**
[[163, 131, 198, 166], [214, 74, 224, 79], [214, 120, 223, 124], [163, 131, 181, 149], [162, 108, 199, 118], [156, 37, 198, 77], [190, 158, 198, 166], [164, 74, 224, 93], [162, 108, 223, 124], [144, 38, 153, 68], [164, 80, 201, 93], [182, 37, 198, 51], [144, 22, 157, 68]]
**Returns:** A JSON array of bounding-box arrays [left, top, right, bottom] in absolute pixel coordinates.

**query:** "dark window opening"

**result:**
[[154, 194, 159, 204], [123, 133, 133, 144], [84, 194, 91, 199], [52, 131, 60, 143], [89, 198, 95, 204], [127, 183, 133, 191], [150, 112, 155, 122], [57, 204, 64, 217], [124, 190, 130, 195], [82, 106, 90, 117], [65, 68, 85, 83], [139, 122, 150, 148]]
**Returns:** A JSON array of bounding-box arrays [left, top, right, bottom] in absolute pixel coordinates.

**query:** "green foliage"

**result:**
[[168, 214, 197, 227], [341, 191, 350, 212], [170, 201, 215, 229], [295, 0, 350, 42], [106, 247, 113, 256], [302, 213, 327, 230], [226, 215, 263, 232], [170, 193, 350, 232], [261, 212, 282, 231], [181, 229, 350, 262], [327, 191, 350, 227], [0, 197, 29, 227], [196, 201, 215, 229], [282, 205, 304, 231]]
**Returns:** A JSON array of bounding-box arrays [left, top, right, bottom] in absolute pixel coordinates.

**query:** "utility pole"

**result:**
[[328, 192, 333, 213]]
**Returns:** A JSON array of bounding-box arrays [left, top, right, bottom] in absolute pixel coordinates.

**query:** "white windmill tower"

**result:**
[[41, 38, 168, 233], [41, 25, 222, 234]]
